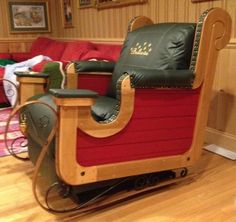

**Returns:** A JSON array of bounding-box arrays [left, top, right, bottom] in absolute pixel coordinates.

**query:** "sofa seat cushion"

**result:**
[[92, 96, 118, 121], [60, 41, 95, 62]]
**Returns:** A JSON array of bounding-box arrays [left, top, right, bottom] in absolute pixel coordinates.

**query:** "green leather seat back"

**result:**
[[107, 23, 196, 98]]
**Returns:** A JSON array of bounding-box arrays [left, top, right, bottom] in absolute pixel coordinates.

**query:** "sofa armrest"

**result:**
[[125, 68, 195, 88], [74, 61, 115, 73]]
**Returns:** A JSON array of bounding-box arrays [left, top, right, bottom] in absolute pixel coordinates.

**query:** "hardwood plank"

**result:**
[[0, 151, 235, 221]]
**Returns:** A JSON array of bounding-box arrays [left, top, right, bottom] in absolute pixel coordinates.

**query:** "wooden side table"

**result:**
[[14, 72, 49, 105]]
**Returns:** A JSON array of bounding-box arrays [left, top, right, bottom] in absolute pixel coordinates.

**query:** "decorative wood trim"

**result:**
[[192, 8, 232, 89], [205, 127, 236, 152], [226, 38, 236, 48], [65, 63, 78, 89], [55, 37, 124, 44], [96, 0, 147, 10], [128, 16, 153, 32], [0, 36, 234, 54], [191, 0, 215, 2], [77, 75, 134, 138]]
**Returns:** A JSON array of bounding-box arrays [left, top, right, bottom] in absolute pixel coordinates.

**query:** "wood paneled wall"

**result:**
[[1, 0, 236, 46], [0, 0, 236, 151], [0, 0, 58, 52], [59, 0, 235, 41]]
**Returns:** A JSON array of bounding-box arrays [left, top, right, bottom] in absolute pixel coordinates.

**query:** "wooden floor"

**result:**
[[0, 150, 236, 222]]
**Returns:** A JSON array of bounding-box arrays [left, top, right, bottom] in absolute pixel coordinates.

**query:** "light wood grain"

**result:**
[[17, 76, 48, 104], [0, 151, 235, 221]]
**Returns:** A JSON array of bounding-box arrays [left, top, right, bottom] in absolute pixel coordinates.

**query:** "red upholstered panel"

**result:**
[[77, 74, 111, 96], [76, 88, 201, 166], [60, 42, 95, 62]]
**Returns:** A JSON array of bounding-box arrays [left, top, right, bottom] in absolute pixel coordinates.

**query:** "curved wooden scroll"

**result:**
[[128, 16, 153, 32], [77, 75, 134, 138], [189, 8, 231, 162], [65, 63, 78, 89], [192, 8, 232, 89]]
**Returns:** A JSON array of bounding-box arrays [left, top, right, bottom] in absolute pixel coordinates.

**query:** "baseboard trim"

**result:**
[[205, 127, 236, 152]]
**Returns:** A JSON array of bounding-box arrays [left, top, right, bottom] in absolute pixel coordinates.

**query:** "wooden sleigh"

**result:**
[[5, 8, 231, 213]]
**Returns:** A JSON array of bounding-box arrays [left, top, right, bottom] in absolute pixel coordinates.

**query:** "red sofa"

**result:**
[[8, 37, 122, 63], [0, 37, 122, 106]]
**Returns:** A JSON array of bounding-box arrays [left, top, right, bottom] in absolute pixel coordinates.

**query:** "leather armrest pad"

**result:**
[[49, 89, 98, 98], [14, 71, 49, 78], [74, 61, 115, 73], [126, 68, 194, 88]]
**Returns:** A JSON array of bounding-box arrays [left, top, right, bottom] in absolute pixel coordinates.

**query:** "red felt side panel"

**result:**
[[76, 88, 201, 166], [77, 74, 111, 96]]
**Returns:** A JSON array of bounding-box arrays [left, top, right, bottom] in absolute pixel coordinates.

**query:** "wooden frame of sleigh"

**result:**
[[4, 8, 231, 213]]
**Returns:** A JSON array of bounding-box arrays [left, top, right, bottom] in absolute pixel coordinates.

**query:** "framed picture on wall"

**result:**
[[61, 0, 73, 28], [78, 0, 95, 9], [8, 0, 50, 33]]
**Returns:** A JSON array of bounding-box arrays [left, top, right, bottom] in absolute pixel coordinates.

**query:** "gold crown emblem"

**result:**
[[130, 42, 152, 56]]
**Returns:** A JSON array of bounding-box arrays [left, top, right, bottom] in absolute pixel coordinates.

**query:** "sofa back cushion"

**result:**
[[95, 44, 122, 61], [60, 41, 95, 62], [30, 37, 66, 61]]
